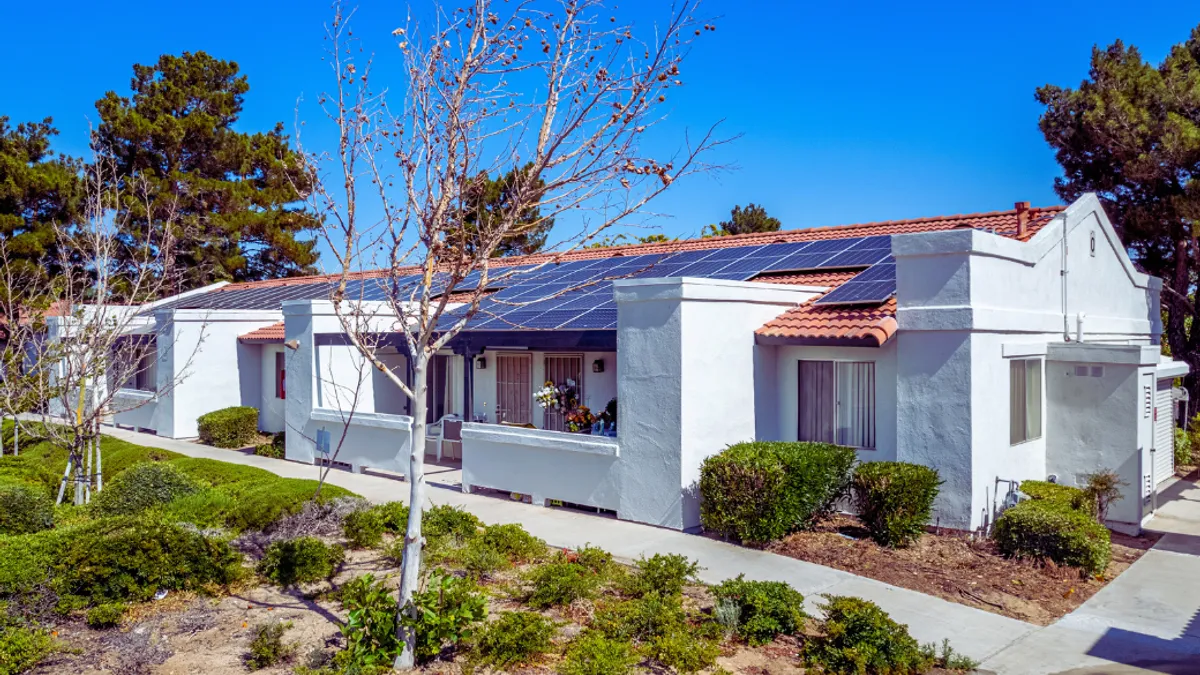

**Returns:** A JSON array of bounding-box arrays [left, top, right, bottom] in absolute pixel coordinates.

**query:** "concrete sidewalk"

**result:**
[[98, 427, 1200, 673]]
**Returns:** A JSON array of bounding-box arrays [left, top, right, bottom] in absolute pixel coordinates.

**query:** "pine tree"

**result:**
[[704, 203, 781, 237]]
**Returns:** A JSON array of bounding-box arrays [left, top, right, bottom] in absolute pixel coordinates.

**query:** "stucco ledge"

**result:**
[[462, 423, 619, 457]]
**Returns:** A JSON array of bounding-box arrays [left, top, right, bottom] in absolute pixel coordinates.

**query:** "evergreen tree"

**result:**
[[1037, 25, 1200, 396], [455, 165, 554, 257], [95, 51, 319, 293], [704, 202, 781, 237]]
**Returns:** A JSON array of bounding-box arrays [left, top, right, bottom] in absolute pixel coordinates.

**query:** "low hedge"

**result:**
[[992, 500, 1111, 575], [197, 406, 259, 448], [256, 432, 286, 459], [92, 462, 201, 516], [803, 595, 933, 675], [850, 462, 941, 548], [699, 441, 857, 545], [0, 485, 54, 535], [1019, 480, 1094, 516]]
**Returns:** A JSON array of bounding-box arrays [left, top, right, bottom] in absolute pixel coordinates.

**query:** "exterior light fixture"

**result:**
[[476, 357, 487, 370], [592, 358, 604, 373], [284, 339, 300, 351]]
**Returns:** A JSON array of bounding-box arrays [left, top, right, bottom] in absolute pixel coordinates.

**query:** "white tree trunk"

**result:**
[[394, 355, 429, 671], [95, 423, 103, 493]]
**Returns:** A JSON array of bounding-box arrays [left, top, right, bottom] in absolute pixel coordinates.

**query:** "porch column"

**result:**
[[454, 337, 475, 421]]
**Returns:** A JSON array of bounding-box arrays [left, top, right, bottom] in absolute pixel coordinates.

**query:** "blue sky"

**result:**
[[4, 1, 1199, 266]]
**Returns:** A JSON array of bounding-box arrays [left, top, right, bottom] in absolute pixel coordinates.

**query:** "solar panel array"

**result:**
[[154, 234, 897, 327]]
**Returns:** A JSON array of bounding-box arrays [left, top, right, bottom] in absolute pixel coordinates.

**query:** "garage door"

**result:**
[[1154, 378, 1175, 485]]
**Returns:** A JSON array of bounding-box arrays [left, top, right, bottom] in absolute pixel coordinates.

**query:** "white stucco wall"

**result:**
[[461, 423, 621, 510], [151, 309, 281, 439], [470, 349, 616, 426], [773, 342, 899, 461], [614, 277, 819, 530], [893, 194, 1164, 530]]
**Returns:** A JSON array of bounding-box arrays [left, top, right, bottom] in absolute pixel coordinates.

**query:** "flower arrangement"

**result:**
[[534, 379, 595, 432], [565, 406, 597, 433]]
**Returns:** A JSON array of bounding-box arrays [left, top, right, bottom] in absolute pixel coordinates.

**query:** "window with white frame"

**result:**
[[1009, 358, 1042, 445], [797, 360, 875, 448]]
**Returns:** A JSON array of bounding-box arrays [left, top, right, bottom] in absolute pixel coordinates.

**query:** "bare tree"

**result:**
[[0, 150, 204, 505], [303, 0, 723, 667]]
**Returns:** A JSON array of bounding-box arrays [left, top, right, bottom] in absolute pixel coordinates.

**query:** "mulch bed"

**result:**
[[765, 514, 1159, 625]]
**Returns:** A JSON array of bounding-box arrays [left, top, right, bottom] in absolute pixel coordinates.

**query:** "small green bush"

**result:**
[[558, 631, 639, 675], [85, 602, 126, 629], [168, 458, 276, 487], [700, 441, 857, 544], [623, 553, 700, 598], [343, 508, 386, 549], [247, 620, 296, 670], [803, 595, 933, 675], [339, 574, 400, 669], [712, 575, 806, 645], [0, 485, 54, 535], [0, 625, 56, 675], [197, 406, 260, 448], [525, 554, 605, 608], [478, 523, 546, 563], [992, 500, 1112, 575], [473, 611, 556, 669], [255, 433, 286, 460], [257, 537, 345, 587], [593, 592, 687, 642], [423, 505, 482, 539], [461, 538, 511, 577], [375, 502, 410, 533], [92, 462, 201, 516], [405, 570, 488, 663], [220, 478, 355, 532], [851, 462, 941, 548], [646, 629, 721, 674], [1020, 480, 1094, 515], [1175, 427, 1194, 467], [572, 545, 614, 574]]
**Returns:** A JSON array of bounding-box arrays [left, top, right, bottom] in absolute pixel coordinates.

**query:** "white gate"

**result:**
[[1154, 378, 1175, 485]]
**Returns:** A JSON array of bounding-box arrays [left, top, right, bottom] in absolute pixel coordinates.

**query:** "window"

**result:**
[[118, 341, 157, 392], [1009, 358, 1042, 445], [275, 351, 286, 400], [798, 360, 875, 448]]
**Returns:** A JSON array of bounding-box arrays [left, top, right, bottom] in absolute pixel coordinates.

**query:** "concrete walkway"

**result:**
[[98, 427, 1200, 673]]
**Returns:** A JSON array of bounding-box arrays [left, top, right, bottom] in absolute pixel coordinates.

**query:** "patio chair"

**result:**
[[427, 414, 458, 457], [436, 418, 463, 461]]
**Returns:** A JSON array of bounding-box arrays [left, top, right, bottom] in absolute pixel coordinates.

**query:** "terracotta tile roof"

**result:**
[[211, 204, 1064, 294], [758, 297, 898, 347], [751, 270, 860, 287], [239, 322, 285, 344]]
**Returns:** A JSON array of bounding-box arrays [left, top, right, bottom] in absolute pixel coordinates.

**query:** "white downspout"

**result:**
[[1076, 312, 1087, 343], [1061, 215, 1071, 341]]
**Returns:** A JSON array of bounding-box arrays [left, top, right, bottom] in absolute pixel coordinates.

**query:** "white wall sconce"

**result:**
[[592, 358, 604, 373]]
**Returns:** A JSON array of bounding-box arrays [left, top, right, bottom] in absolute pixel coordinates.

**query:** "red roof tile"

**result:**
[[751, 270, 860, 287], [239, 322, 285, 344], [758, 298, 898, 347]]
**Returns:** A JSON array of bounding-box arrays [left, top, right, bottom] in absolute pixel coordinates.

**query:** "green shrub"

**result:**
[[99, 441, 181, 484], [1176, 427, 1194, 466], [700, 441, 857, 544], [712, 574, 806, 645], [623, 553, 700, 598], [92, 462, 201, 516], [803, 596, 933, 675], [85, 602, 126, 629], [525, 554, 605, 608], [646, 630, 721, 674], [558, 631, 639, 675], [0, 625, 56, 675], [572, 545, 614, 574], [405, 570, 488, 663], [343, 508, 386, 549], [851, 462, 941, 548], [220, 477, 355, 532], [478, 523, 546, 563], [339, 574, 400, 669], [992, 500, 1112, 575], [473, 611, 556, 669], [255, 433, 286, 459], [247, 620, 296, 670], [1019, 480, 1094, 515], [375, 502, 410, 533], [0, 455, 60, 499], [168, 458, 276, 487], [422, 505, 482, 539], [159, 489, 237, 529], [0, 485, 54, 535], [461, 538, 511, 577], [593, 592, 686, 642], [197, 406, 259, 448], [257, 537, 345, 587], [52, 518, 245, 606], [1081, 469, 1126, 522]]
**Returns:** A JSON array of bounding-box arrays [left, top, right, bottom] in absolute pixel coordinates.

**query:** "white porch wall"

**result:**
[[259, 344, 286, 433], [470, 349, 616, 425], [152, 309, 280, 438], [773, 342, 899, 461], [614, 277, 819, 530], [893, 194, 1164, 531]]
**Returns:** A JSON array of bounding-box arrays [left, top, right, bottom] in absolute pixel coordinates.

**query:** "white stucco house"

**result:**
[[101, 194, 1185, 535]]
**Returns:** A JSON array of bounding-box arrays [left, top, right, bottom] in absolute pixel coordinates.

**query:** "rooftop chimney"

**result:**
[[1015, 201, 1031, 238]]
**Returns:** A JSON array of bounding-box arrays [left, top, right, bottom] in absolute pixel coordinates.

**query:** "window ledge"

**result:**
[[114, 388, 156, 401], [310, 408, 414, 431]]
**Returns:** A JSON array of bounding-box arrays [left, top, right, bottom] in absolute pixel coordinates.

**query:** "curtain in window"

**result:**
[[836, 362, 875, 448], [1010, 359, 1042, 444], [798, 360, 835, 443], [1010, 359, 1026, 445], [1025, 360, 1041, 440]]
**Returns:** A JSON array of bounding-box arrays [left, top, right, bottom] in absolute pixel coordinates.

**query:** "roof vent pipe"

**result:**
[[1076, 312, 1086, 343], [1015, 201, 1031, 239]]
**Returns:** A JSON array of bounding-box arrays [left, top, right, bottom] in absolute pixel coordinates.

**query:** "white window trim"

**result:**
[[1009, 357, 1044, 446]]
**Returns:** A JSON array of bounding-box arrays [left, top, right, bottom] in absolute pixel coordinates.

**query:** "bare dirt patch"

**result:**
[[766, 514, 1159, 625]]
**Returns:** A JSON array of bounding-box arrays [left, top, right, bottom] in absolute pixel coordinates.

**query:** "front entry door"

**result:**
[[543, 354, 584, 431], [495, 352, 533, 425]]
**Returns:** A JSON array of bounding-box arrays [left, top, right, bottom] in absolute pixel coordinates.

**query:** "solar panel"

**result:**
[[814, 260, 896, 306]]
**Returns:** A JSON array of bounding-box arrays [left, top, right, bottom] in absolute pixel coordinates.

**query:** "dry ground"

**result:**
[[766, 514, 1158, 625]]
